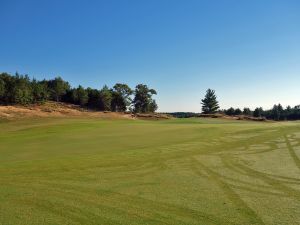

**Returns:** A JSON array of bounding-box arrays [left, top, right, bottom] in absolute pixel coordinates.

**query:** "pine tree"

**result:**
[[111, 83, 133, 112], [0, 78, 5, 101], [133, 84, 157, 113], [201, 89, 219, 114], [253, 107, 263, 118], [47, 77, 70, 102], [243, 107, 252, 116], [226, 107, 235, 116], [76, 85, 88, 106], [99, 85, 112, 111]]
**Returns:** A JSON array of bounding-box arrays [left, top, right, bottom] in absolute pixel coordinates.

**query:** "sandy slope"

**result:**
[[0, 102, 134, 120], [0, 101, 171, 120]]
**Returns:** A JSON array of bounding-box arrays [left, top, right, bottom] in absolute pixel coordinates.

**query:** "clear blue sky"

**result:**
[[1, 0, 299, 112]]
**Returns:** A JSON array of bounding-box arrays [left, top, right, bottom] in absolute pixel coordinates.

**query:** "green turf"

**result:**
[[1, 117, 300, 225]]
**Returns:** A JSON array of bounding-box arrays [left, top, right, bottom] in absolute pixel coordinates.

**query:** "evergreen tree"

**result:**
[[243, 107, 252, 116], [76, 85, 88, 106], [226, 107, 235, 116], [62, 88, 76, 104], [285, 105, 292, 120], [0, 73, 15, 103], [201, 89, 219, 114], [271, 104, 279, 120], [99, 85, 112, 111], [253, 107, 264, 117], [0, 78, 5, 101], [31, 79, 49, 103], [12, 74, 33, 105], [277, 104, 284, 120], [64, 86, 88, 106], [47, 77, 70, 101], [133, 84, 157, 113], [271, 104, 284, 121], [111, 83, 133, 112], [148, 99, 158, 113], [234, 108, 242, 115], [86, 88, 101, 109]]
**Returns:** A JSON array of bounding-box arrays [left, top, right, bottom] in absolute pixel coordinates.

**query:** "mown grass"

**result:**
[[0, 117, 300, 225]]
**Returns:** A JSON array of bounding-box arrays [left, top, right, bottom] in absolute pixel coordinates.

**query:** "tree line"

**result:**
[[1, 73, 299, 120], [201, 89, 300, 121], [222, 105, 300, 121], [0, 72, 158, 113]]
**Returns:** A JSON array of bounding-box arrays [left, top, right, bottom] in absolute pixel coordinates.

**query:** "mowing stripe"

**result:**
[[283, 134, 300, 170], [191, 157, 265, 225]]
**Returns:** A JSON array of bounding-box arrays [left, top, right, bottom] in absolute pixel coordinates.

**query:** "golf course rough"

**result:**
[[0, 118, 300, 225]]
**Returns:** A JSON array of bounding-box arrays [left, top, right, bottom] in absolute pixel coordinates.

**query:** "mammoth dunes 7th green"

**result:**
[[1, 117, 300, 225]]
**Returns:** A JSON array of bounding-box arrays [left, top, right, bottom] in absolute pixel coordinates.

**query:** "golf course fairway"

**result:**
[[0, 118, 300, 225]]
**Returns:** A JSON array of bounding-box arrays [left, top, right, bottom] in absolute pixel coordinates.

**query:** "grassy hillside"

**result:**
[[0, 118, 300, 225]]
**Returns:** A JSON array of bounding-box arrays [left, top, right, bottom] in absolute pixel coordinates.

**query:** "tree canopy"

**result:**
[[201, 89, 220, 114], [47, 77, 70, 102], [0, 72, 158, 113], [99, 85, 112, 111], [111, 83, 133, 112], [133, 84, 157, 113]]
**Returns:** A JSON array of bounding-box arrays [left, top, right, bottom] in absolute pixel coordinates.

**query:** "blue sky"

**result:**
[[0, 0, 299, 112]]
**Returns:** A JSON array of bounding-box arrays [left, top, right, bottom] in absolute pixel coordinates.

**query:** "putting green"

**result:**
[[0, 118, 300, 225]]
